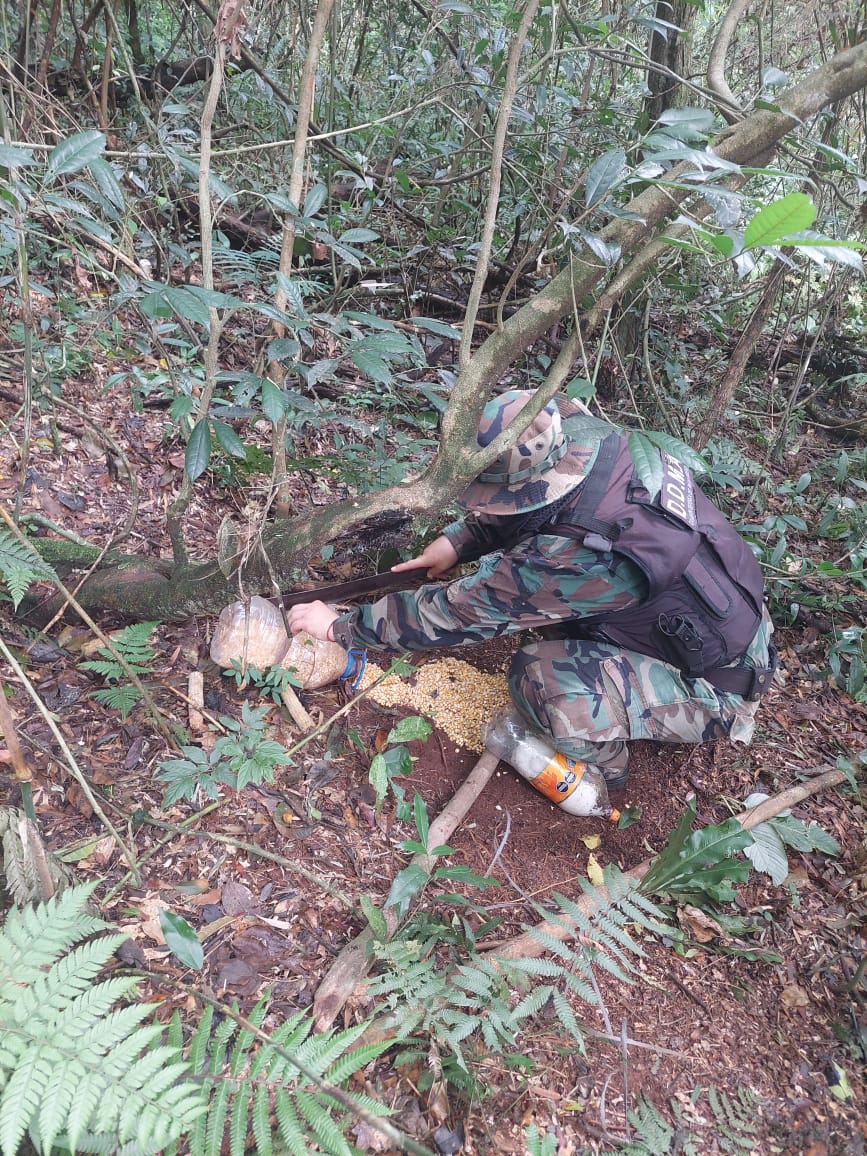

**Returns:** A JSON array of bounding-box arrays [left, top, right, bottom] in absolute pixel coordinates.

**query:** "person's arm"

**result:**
[[326, 534, 646, 652]]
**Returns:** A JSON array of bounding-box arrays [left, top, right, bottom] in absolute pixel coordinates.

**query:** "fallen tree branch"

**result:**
[[313, 749, 500, 1031], [483, 767, 850, 960]]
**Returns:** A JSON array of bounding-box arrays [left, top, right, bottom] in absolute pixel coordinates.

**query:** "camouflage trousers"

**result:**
[[508, 629, 768, 772]]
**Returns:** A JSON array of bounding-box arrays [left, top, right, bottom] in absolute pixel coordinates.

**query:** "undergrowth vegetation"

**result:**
[[1, 0, 866, 1150]]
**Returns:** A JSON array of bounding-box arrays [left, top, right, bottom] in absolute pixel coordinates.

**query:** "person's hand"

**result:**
[[286, 600, 340, 641], [391, 535, 459, 579]]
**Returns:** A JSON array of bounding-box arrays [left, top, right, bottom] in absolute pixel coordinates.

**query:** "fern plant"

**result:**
[[0, 529, 57, 608], [0, 884, 206, 1155], [368, 865, 676, 1085], [80, 621, 158, 719], [168, 996, 394, 1156]]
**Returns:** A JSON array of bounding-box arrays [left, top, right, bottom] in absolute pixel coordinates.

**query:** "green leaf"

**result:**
[[159, 910, 204, 970], [86, 157, 125, 210], [351, 349, 391, 384], [368, 752, 390, 807], [260, 380, 287, 422], [185, 419, 212, 481], [412, 791, 429, 848], [742, 192, 817, 249], [385, 863, 429, 913], [44, 130, 106, 182], [387, 716, 433, 744], [302, 183, 327, 218], [359, 895, 389, 941], [627, 430, 664, 496], [641, 801, 753, 902], [211, 418, 247, 459], [411, 317, 461, 339], [743, 823, 790, 884], [0, 143, 37, 167], [640, 429, 708, 476], [657, 106, 716, 136], [585, 148, 626, 208], [339, 227, 379, 244]]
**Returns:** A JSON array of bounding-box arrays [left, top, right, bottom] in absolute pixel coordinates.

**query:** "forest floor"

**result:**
[[1, 352, 866, 1155]]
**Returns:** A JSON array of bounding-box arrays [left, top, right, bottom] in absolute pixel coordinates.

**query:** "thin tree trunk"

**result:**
[[270, 0, 337, 519]]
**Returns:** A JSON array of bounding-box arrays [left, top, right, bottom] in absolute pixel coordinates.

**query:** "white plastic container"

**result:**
[[483, 708, 619, 820], [210, 595, 349, 689]]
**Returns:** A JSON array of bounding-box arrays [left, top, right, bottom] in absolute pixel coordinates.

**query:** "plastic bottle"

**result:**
[[210, 595, 349, 689], [483, 708, 620, 821]]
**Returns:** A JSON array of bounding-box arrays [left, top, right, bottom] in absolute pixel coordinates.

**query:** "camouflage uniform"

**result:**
[[331, 391, 774, 774]]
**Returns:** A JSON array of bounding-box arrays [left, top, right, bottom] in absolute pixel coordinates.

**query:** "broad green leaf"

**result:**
[[743, 823, 789, 884], [352, 349, 391, 384], [159, 909, 204, 969], [339, 227, 379, 244], [368, 752, 389, 806], [260, 380, 287, 422], [211, 418, 247, 460], [770, 816, 840, 855], [709, 233, 736, 257], [627, 430, 664, 496], [44, 130, 106, 182], [640, 802, 753, 902], [584, 148, 625, 208], [385, 863, 429, 912], [0, 143, 36, 167], [411, 317, 461, 339], [657, 107, 716, 135], [579, 230, 621, 265], [140, 286, 211, 328], [742, 192, 817, 249], [86, 157, 125, 209], [387, 715, 433, 744], [185, 419, 212, 482], [302, 183, 327, 218]]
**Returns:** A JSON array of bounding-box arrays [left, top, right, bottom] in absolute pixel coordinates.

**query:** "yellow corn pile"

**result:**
[[358, 656, 512, 753]]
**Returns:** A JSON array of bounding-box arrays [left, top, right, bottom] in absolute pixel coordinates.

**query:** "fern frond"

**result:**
[[0, 886, 206, 1156], [0, 529, 56, 608]]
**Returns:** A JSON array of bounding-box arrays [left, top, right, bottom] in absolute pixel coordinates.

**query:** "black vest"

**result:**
[[551, 435, 765, 679]]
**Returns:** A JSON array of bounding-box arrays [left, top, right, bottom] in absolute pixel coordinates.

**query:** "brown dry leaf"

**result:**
[[78, 835, 117, 869], [188, 888, 223, 906], [353, 1121, 392, 1152], [222, 880, 258, 915], [780, 983, 810, 1010], [677, 904, 726, 944], [427, 1079, 449, 1125]]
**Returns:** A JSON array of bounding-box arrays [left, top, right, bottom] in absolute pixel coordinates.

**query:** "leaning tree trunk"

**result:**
[[22, 40, 867, 624]]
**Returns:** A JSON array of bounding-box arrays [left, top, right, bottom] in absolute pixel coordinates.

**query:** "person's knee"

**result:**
[[507, 648, 547, 729]]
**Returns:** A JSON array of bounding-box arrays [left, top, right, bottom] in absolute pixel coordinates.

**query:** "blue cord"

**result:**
[[339, 649, 367, 691]]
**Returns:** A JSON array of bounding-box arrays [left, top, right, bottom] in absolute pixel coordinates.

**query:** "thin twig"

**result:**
[[0, 634, 141, 881], [138, 813, 361, 914]]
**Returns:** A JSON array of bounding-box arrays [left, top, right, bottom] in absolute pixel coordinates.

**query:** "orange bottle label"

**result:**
[[530, 751, 586, 803]]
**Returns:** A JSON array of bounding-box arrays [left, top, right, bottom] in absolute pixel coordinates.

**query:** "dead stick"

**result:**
[[313, 750, 500, 1031], [486, 767, 850, 960]]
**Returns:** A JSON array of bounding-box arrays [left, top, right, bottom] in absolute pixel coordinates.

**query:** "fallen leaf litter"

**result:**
[[357, 656, 512, 753]]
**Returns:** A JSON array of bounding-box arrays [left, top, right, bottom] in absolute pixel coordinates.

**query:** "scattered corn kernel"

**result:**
[[358, 657, 512, 753]]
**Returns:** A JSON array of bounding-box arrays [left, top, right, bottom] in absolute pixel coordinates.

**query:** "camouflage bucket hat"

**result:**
[[459, 390, 591, 515]]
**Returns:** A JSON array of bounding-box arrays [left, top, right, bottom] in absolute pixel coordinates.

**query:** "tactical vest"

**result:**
[[551, 435, 769, 694]]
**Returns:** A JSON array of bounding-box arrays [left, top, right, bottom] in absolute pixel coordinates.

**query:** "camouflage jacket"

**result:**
[[331, 513, 649, 653]]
